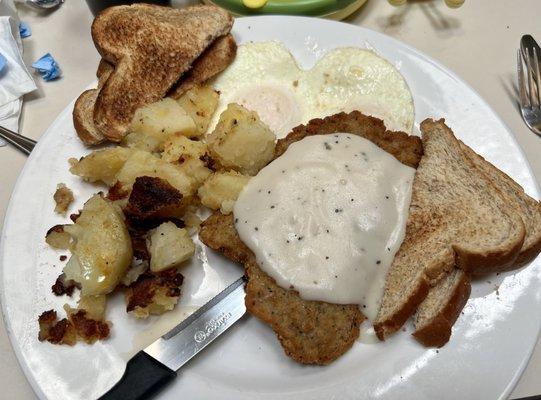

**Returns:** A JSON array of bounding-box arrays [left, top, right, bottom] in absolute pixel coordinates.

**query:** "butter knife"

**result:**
[[99, 276, 246, 400]]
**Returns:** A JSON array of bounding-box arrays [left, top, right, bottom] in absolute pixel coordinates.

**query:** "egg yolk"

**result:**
[[233, 85, 301, 136]]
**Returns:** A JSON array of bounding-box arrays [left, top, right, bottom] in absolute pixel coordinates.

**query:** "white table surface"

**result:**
[[1, 0, 540, 399]]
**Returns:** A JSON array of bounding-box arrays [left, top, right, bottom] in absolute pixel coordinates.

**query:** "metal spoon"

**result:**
[[26, 0, 64, 10]]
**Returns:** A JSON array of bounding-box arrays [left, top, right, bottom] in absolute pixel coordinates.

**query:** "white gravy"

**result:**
[[233, 133, 415, 320]]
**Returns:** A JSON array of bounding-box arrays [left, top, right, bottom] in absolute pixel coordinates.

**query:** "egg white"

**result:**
[[209, 41, 414, 138]]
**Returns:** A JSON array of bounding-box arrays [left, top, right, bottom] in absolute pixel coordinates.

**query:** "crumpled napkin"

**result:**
[[32, 53, 61, 81], [0, 0, 37, 146], [18, 21, 30, 38], [0, 52, 6, 72]]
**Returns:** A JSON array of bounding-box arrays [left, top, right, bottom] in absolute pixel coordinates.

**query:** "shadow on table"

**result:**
[[347, 0, 460, 38], [500, 72, 522, 115]]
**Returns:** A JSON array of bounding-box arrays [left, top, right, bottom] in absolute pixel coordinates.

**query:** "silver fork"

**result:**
[[0, 125, 36, 155], [518, 47, 541, 135]]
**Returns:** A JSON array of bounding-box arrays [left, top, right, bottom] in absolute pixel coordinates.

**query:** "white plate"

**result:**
[[2, 16, 541, 400]]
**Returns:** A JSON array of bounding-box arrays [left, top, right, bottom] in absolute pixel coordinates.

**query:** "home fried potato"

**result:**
[[69, 147, 133, 186], [176, 85, 219, 135], [115, 150, 195, 197], [147, 222, 195, 272], [63, 194, 133, 296], [207, 103, 276, 175], [198, 171, 250, 214], [125, 269, 184, 318], [125, 98, 197, 152], [162, 136, 212, 187]]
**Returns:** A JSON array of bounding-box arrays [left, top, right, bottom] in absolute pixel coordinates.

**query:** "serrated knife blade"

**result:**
[[99, 277, 247, 400]]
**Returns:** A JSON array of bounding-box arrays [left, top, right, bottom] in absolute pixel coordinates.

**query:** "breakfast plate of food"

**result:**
[[1, 4, 541, 400]]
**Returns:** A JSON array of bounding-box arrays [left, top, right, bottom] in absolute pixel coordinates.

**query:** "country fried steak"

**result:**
[[199, 111, 423, 365]]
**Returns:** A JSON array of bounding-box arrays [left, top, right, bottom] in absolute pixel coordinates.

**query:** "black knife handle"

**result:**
[[99, 351, 176, 400]]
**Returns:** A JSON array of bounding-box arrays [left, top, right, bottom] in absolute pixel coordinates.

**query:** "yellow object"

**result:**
[[444, 0, 465, 8], [388, 0, 464, 7], [243, 0, 268, 9]]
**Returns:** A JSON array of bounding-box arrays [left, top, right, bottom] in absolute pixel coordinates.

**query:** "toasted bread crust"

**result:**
[[275, 111, 423, 169], [73, 89, 105, 146], [374, 278, 430, 341], [453, 239, 525, 275], [413, 269, 471, 347], [96, 59, 114, 88], [169, 34, 237, 99], [199, 211, 364, 365]]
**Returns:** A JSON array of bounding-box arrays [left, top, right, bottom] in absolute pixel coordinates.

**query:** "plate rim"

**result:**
[[1, 15, 540, 400]]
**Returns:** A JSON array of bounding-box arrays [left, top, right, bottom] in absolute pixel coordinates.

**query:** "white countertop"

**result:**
[[1, 0, 540, 399]]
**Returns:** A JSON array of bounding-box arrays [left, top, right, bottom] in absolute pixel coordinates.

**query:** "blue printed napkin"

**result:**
[[18, 21, 30, 38], [32, 53, 61, 81]]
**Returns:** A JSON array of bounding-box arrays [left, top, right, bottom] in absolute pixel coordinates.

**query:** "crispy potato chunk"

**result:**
[[45, 225, 72, 250], [207, 104, 276, 175], [63, 195, 133, 296], [183, 209, 202, 235], [75, 295, 107, 321], [162, 135, 207, 163], [162, 136, 212, 188], [69, 147, 133, 186], [176, 85, 219, 136], [38, 310, 77, 345], [125, 269, 183, 318], [126, 98, 197, 152], [53, 183, 74, 215], [124, 176, 185, 224], [121, 261, 149, 287], [147, 222, 195, 272], [115, 150, 195, 197], [198, 171, 250, 214]]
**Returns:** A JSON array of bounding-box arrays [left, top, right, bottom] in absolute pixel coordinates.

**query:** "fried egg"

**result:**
[[210, 41, 414, 139]]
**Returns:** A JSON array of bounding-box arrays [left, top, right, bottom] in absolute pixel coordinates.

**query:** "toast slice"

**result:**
[[92, 5, 233, 141], [199, 111, 423, 364], [91, 3, 216, 63], [96, 34, 236, 100], [412, 268, 470, 347], [412, 140, 541, 347], [373, 118, 526, 341], [461, 142, 541, 267], [169, 34, 237, 99]]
